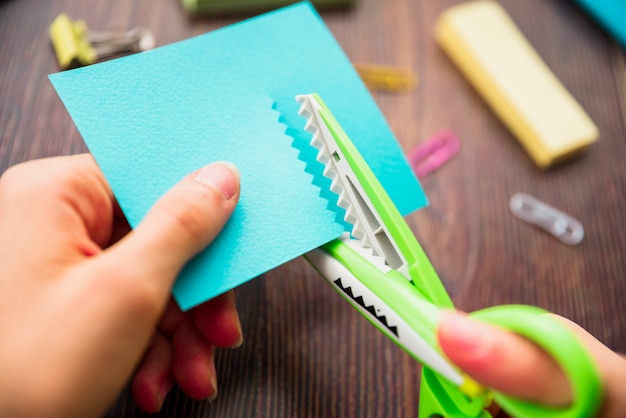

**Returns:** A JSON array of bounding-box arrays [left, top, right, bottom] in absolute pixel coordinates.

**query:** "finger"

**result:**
[[110, 161, 238, 281], [130, 332, 174, 413], [158, 298, 187, 337], [553, 317, 626, 417], [437, 311, 571, 406], [172, 321, 217, 401], [0, 154, 114, 259], [192, 290, 243, 348], [100, 162, 240, 313]]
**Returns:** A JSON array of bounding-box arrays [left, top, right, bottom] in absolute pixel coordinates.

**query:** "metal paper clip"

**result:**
[[408, 131, 460, 178], [510, 193, 584, 245], [49, 13, 155, 70], [354, 64, 418, 93]]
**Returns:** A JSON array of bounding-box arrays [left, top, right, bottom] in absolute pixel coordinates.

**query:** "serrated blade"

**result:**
[[296, 94, 409, 278]]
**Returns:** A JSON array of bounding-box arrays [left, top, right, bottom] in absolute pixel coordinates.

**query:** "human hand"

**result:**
[[130, 291, 243, 413], [438, 311, 626, 417], [0, 154, 241, 417]]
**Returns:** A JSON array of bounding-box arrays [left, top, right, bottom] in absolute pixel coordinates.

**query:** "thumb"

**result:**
[[105, 162, 240, 291], [437, 311, 572, 407]]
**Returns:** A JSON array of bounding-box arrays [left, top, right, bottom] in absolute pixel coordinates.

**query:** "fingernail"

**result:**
[[440, 312, 492, 354], [207, 376, 218, 402], [228, 293, 244, 348], [194, 162, 240, 200], [230, 328, 244, 349], [157, 379, 173, 409]]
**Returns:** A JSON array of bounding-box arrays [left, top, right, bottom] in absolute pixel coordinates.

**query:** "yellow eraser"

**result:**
[[435, 1, 598, 168]]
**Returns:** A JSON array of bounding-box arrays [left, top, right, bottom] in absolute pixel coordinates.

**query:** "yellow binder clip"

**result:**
[[354, 64, 418, 93], [49, 13, 155, 70]]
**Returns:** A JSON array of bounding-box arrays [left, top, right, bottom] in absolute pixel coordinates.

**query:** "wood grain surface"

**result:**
[[1, 0, 625, 416]]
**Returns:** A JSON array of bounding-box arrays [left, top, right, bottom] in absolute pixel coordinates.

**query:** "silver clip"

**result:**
[[510, 193, 584, 245], [49, 13, 155, 69], [87, 27, 155, 60]]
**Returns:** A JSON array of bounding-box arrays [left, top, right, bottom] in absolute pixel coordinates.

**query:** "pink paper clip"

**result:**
[[409, 131, 461, 178]]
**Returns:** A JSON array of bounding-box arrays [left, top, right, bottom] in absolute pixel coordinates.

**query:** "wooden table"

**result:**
[[1, 0, 625, 416]]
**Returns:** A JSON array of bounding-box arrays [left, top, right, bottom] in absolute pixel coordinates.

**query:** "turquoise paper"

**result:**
[[49, 2, 427, 310], [574, 0, 626, 48]]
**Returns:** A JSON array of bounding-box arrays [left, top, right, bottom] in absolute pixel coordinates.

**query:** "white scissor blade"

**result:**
[[305, 240, 464, 387], [296, 94, 410, 279]]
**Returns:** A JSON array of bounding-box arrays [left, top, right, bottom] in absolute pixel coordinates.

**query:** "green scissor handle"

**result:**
[[469, 304, 603, 418], [298, 94, 603, 418]]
